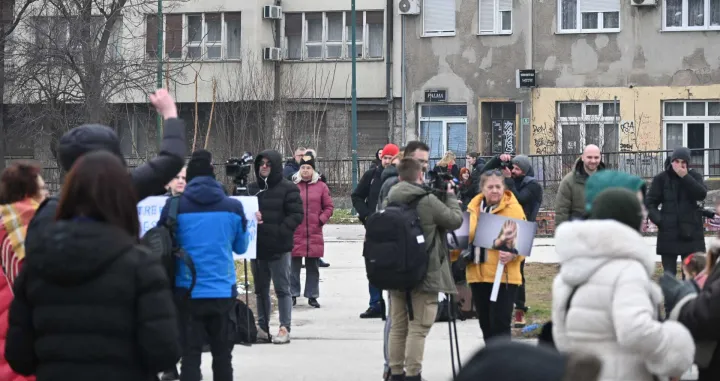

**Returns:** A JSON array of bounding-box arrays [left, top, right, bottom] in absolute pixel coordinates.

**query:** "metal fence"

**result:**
[[37, 148, 720, 196]]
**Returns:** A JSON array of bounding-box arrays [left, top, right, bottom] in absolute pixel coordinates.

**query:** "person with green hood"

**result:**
[[584, 170, 648, 219]]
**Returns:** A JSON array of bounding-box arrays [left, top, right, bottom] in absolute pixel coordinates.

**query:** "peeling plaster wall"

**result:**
[[530, 85, 720, 154], [402, 0, 532, 153]]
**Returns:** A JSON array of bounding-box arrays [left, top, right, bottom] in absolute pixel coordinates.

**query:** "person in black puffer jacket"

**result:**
[[5, 150, 180, 381], [248, 149, 303, 345]]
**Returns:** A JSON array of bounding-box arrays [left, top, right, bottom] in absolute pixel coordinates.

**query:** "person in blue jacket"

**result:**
[[158, 149, 249, 381]]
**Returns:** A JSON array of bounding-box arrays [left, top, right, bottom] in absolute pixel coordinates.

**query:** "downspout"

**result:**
[[386, 0, 393, 142], [524, 0, 534, 154]]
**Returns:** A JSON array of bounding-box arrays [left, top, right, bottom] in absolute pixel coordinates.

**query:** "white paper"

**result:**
[[490, 262, 505, 302], [416, 235, 425, 244]]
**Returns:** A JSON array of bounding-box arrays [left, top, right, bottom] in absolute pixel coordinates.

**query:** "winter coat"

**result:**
[[283, 159, 300, 180], [466, 191, 526, 285], [25, 119, 186, 264], [292, 172, 334, 258], [475, 155, 542, 222], [552, 219, 695, 381], [646, 157, 707, 256], [248, 150, 304, 260], [669, 239, 720, 381], [0, 199, 38, 381], [555, 157, 606, 226], [386, 181, 463, 294], [376, 165, 399, 211], [6, 220, 180, 381], [351, 166, 384, 224]]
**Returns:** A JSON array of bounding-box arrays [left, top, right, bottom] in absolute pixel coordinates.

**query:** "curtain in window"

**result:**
[[712, 0, 720, 25], [689, 0, 705, 26], [423, 0, 455, 33], [420, 121, 443, 167], [665, 123, 683, 150], [285, 14, 302, 59], [447, 123, 467, 157], [710, 123, 720, 175], [306, 13, 322, 42], [367, 11, 383, 58], [226, 13, 241, 59], [479, 0, 495, 33], [561, 0, 578, 29], [666, 0, 682, 26], [327, 13, 343, 41]]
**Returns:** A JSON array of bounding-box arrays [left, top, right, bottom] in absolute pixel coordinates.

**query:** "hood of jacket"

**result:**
[[183, 176, 226, 206], [386, 181, 429, 204], [381, 165, 398, 183], [254, 149, 284, 188], [292, 171, 320, 184], [0, 198, 40, 261], [58, 124, 126, 172], [555, 219, 654, 287], [26, 220, 137, 285], [584, 170, 646, 212]]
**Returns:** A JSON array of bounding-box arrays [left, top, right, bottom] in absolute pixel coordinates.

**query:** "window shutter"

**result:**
[[580, 0, 620, 13], [165, 14, 182, 56], [423, 0, 456, 34], [146, 15, 158, 58], [499, 0, 512, 11], [479, 0, 495, 33]]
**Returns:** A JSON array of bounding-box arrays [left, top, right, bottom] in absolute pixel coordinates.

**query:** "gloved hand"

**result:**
[[659, 273, 697, 314]]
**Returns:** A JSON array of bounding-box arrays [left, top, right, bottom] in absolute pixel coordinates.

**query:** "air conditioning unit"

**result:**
[[398, 0, 420, 15], [631, 0, 657, 6], [263, 5, 283, 19], [263, 47, 282, 61]]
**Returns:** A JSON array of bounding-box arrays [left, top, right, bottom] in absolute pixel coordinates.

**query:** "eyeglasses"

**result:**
[[260, 162, 272, 168], [483, 170, 503, 176]]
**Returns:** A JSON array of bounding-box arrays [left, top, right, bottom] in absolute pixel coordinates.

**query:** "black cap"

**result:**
[[186, 149, 214, 182]]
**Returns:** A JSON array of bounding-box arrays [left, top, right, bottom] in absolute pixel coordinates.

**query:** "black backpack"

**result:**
[[141, 196, 197, 298], [363, 194, 431, 318]]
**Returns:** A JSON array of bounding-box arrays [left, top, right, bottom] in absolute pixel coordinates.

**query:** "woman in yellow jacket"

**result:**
[[466, 170, 527, 340]]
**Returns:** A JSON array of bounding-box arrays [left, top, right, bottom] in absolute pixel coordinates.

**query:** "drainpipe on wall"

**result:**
[[401, 15, 406, 146], [386, 0, 393, 142], [524, 0, 533, 153]]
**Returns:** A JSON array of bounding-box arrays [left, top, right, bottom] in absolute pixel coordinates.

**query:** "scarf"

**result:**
[[0, 198, 40, 285]]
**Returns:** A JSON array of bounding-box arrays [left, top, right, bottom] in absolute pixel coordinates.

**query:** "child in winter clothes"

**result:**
[[683, 253, 708, 291]]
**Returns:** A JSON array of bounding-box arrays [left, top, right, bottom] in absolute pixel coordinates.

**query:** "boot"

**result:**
[[405, 373, 424, 381], [390, 373, 406, 381], [514, 309, 526, 328]]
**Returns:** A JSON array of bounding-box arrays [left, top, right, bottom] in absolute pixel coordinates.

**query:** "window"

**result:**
[[479, 0, 512, 35], [419, 104, 467, 168], [664, 0, 720, 30], [116, 112, 149, 156], [35, 16, 109, 54], [558, 0, 620, 33], [556, 101, 619, 155], [663, 100, 720, 177], [283, 11, 383, 61], [423, 0, 456, 36], [146, 12, 241, 61]]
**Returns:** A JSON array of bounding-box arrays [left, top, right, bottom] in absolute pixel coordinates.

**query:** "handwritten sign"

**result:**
[[137, 196, 258, 260]]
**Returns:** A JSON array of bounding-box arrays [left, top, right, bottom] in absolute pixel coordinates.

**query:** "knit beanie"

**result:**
[[299, 151, 316, 170], [511, 155, 532, 174], [381, 144, 400, 158], [589, 188, 643, 231], [671, 147, 691, 163], [186, 149, 215, 182], [585, 170, 645, 212]]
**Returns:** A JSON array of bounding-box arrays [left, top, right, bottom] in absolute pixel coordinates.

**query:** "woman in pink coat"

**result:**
[[291, 152, 334, 308]]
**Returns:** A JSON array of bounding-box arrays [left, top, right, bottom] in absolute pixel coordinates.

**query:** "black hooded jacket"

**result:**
[[475, 155, 543, 221], [25, 119, 186, 260], [248, 150, 304, 259], [351, 165, 384, 224], [646, 154, 707, 255], [6, 220, 180, 381]]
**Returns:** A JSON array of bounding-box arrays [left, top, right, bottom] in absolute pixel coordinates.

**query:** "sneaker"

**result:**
[[360, 306, 383, 319], [272, 326, 290, 344], [160, 369, 179, 381], [292, 296, 297, 306], [514, 309, 526, 328], [318, 258, 330, 268], [256, 328, 272, 343], [309, 298, 320, 308]]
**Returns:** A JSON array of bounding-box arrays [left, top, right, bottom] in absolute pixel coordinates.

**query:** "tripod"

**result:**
[[232, 182, 252, 346], [446, 293, 463, 378]]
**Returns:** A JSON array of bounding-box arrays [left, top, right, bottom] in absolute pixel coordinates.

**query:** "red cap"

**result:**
[[381, 144, 400, 158]]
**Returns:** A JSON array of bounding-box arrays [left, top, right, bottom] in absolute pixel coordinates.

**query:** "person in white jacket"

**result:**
[[552, 187, 695, 381]]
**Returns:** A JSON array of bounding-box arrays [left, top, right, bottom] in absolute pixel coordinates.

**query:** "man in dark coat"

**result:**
[[465, 152, 487, 201], [25, 88, 186, 262], [249, 150, 304, 344], [646, 147, 708, 278], [351, 143, 399, 319], [283, 146, 306, 179]]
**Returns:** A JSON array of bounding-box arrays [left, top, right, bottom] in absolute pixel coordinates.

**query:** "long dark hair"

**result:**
[[56, 150, 139, 238]]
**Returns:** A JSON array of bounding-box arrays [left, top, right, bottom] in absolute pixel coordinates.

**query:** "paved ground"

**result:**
[[195, 225, 700, 380]]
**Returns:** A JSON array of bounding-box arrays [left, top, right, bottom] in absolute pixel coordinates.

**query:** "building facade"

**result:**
[[402, 0, 720, 176]]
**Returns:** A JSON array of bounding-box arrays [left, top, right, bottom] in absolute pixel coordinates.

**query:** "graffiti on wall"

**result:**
[[619, 120, 636, 151], [503, 121, 515, 153], [532, 123, 555, 154]]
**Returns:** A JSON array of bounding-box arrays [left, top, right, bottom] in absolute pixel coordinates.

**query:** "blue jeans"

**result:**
[[369, 283, 383, 309]]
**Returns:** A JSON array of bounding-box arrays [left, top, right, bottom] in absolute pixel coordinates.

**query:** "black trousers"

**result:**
[[471, 282, 518, 341], [661, 254, 689, 280], [180, 298, 236, 381], [515, 260, 527, 311]]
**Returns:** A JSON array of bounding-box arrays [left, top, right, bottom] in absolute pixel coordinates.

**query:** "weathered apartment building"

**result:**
[[3, 0, 403, 168], [401, 0, 720, 178]]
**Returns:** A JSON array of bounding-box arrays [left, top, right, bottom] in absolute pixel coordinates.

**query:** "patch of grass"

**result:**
[[328, 208, 360, 224], [515, 263, 559, 338]]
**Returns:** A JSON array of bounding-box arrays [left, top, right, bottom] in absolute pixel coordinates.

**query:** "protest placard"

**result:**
[[137, 196, 258, 260]]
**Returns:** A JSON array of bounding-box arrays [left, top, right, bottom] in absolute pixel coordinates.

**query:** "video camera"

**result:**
[[225, 152, 254, 195], [499, 160, 513, 170], [428, 169, 459, 199]]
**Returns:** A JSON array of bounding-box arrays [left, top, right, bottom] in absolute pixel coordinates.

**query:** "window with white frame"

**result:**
[[663, 100, 720, 177], [479, 0, 512, 35], [664, 0, 720, 30], [418, 104, 468, 168], [146, 12, 241, 61], [283, 11, 384, 61], [558, 0, 620, 33], [423, 0, 456, 36], [34, 16, 122, 59], [556, 101, 620, 154]]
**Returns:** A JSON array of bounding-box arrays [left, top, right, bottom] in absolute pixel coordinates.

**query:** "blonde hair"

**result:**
[[437, 151, 456, 167], [392, 152, 404, 163]]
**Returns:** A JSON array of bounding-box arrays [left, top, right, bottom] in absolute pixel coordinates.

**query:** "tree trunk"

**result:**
[[0, 29, 8, 172]]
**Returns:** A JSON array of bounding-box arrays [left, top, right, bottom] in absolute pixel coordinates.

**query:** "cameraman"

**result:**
[[385, 158, 463, 381], [480, 153, 542, 327]]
